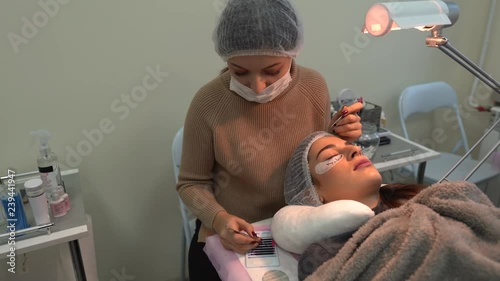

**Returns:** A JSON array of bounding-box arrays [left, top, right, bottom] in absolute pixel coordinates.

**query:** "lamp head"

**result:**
[[363, 1, 460, 37]]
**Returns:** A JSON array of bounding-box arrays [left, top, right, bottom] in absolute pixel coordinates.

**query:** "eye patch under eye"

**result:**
[[315, 155, 344, 174]]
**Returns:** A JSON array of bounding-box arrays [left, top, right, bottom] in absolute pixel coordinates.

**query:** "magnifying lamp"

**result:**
[[362, 0, 500, 95], [362, 0, 459, 36], [362, 1, 500, 183]]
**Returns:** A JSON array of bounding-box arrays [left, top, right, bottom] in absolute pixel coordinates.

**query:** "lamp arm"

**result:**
[[426, 34, 500, 94], [439, 116, 500, 183], [463, 138, 500, 181]]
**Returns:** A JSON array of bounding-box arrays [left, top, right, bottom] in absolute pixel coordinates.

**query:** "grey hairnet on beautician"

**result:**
[[213, 0, 304, 61], [284, 131, 333, 206]]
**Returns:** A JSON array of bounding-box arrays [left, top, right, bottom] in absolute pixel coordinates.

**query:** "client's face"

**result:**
[[308, 136, 382, 204]]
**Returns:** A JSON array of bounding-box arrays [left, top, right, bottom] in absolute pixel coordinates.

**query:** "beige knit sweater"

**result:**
[[176, 62, 331, 241]]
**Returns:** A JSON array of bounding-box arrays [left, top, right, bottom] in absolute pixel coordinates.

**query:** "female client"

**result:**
[[284, 131, 500, 281]]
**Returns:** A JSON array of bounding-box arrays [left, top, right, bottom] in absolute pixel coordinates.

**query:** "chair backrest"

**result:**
[[172, 127, 184, 180], [172, 127, 195, 243], [398, 81, 470, 152]]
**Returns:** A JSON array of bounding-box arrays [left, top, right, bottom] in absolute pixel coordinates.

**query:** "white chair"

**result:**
[[172, 126, 196, 281], [398, 81, 499, 185]]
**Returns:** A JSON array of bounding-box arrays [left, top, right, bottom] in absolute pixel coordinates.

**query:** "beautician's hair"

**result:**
[[379, 183, 427, 208]]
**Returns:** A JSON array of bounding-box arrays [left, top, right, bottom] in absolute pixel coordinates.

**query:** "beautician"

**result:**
[[175, 0, 363, 279]]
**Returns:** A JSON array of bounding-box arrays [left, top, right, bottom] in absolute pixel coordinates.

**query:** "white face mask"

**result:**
[[229, 70, 293, 103]]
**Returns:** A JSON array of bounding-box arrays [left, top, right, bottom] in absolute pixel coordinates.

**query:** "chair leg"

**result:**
[[181, 229, 186, 281]]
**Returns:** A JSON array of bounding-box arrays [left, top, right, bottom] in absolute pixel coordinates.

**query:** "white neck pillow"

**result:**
[[270, 200, 375, 254]]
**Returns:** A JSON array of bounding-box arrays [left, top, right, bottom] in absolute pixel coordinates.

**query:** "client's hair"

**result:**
[[379, 183, 427, 208]]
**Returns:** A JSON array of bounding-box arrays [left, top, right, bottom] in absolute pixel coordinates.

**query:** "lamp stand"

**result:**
[[439, 116, 500, 182], [427, 30, 500, 183]]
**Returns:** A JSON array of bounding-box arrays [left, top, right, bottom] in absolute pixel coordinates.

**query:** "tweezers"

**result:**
[[330, 115, 346, 130]]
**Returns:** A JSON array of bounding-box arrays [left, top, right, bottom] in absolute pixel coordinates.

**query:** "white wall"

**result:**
[[1, 1, 498, 280]]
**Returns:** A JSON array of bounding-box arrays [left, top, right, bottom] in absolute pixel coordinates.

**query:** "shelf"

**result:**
[[0, 169, 88, 256]]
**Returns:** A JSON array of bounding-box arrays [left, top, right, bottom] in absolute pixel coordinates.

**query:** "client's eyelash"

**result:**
[[326, 154, 339, 160]]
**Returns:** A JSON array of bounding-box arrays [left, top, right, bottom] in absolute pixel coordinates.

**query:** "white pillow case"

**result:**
[[271, 200, 375, 254]]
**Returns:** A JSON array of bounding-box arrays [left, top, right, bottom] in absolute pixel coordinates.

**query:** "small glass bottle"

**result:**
[[24, 179, 51, 225], [49, 189, 67, 218], [55, 185, 70, 212]]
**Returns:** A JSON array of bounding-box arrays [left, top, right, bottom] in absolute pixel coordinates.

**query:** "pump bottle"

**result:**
[[31, 130, 68, 205]]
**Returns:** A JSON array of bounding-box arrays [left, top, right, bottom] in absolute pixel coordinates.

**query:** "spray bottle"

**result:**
[[31, 130, 70, 215]]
